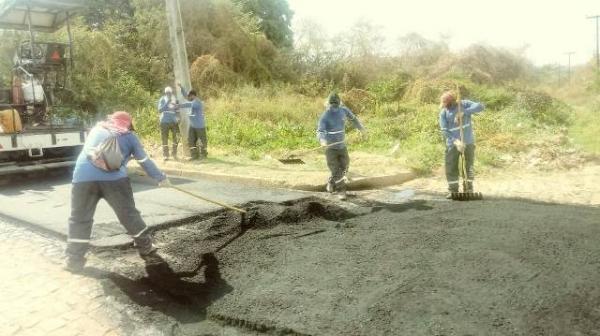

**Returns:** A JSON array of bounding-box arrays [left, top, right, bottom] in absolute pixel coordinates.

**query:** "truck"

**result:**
[[0, 0, 87, 176]]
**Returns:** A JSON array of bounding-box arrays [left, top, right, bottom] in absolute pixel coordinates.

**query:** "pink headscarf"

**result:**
[[99, 111, 132, 134]]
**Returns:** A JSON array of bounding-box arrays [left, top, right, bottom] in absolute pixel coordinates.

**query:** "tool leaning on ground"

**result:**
[[168, 184, 249, 229], [277, 141, 346, 164], [451, 90, 483, 201]]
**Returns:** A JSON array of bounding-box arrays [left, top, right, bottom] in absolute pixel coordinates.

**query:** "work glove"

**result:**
[[453, 139, 465, 153], [319, 139, 328, 147], [158, 177, 172, 188]]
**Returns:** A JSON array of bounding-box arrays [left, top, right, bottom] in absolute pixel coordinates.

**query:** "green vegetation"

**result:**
[[570, 102, 600, 155], [0, 0, 596, 174]]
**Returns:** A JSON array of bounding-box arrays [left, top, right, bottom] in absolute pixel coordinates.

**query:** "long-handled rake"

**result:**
[[277, 141, 345, 164], [451, 90, 483, 201], [170, 185, 248, 226]]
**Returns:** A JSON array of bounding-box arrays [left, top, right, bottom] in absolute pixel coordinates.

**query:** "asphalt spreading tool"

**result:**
[[170, 185, 248, 226], [451, 89, 483, 201], [277, 141, 345, 164]]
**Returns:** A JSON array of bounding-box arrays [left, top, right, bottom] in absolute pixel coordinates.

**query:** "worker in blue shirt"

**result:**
[[66, 111, 171, 272], [157, 86, 180, 161], [438, 91, 484, 198], [317, 92, 367, 200], [177, 83, 207, 160]]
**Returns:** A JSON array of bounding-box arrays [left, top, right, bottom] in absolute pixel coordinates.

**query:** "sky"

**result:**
[[287, 0, 599, 66]]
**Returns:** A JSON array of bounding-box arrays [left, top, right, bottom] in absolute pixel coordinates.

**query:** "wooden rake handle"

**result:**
[[289, 140, 346, 157], [170, 185, 247, 214]]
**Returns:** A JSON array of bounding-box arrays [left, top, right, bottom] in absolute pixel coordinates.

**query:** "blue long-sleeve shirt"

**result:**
[[439, 100, 484, 147], [157, 94, 179, 124], [72, 126, 166, 183], [316, 105, 365, 150], [179, 86, 205, 129]]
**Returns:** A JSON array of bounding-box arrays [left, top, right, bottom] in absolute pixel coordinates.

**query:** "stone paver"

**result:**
[[0, 222, 122, 336]]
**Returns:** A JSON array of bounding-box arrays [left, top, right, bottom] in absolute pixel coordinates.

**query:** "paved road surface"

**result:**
[[0, 173, 308, 246]]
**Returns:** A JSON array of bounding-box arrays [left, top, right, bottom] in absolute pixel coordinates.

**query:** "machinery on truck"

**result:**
[[0, 0, 87, 176]]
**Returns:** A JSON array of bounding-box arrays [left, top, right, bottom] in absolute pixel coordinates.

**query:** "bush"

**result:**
[[190, 54, 240, 97], [403, 79, 469, 104], [513, 90, 572, 125], [341, 89, 376, 115], [469, 85, 515, 111], [366, 73, 412, 103]]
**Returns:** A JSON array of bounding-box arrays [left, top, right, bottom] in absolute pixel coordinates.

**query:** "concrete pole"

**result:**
[[565, 52, 575, 82], [588, 15, 600, 72], [165, 0, 191, 153]]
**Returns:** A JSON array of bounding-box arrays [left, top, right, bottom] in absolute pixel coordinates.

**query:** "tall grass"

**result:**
[[569, 101, 600, 155]]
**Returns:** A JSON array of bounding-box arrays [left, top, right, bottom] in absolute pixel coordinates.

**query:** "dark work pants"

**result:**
[[160, 122, 179, 158], [325, 147, 350, 192], [66, 178, 154, 260], [445, 144, 475, 192], [188, 127, 208, 159]]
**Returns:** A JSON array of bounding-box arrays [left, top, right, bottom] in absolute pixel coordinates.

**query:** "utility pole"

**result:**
[[565, 51, 575, 82], [588, 15, 600, 72], [165, 0, 191, 151]]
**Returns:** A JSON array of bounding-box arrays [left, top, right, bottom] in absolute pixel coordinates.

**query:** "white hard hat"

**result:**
[[164, 86, 173, 94]]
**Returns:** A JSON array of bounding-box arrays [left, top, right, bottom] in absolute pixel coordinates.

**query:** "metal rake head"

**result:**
[[450, 192, 483, 201]]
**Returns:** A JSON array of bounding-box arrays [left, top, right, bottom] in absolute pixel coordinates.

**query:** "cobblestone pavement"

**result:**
[[0, 221, 123, 336]]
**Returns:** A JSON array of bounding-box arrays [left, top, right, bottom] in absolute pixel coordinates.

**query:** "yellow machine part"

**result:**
[[0, 109, 23, 133]]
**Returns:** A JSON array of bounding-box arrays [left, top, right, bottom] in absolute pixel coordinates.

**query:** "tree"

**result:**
[[342, 19, 385, 59], [236, 0, 294, 48], [396, 32, 448, 71], [82, 0, 134, 29]]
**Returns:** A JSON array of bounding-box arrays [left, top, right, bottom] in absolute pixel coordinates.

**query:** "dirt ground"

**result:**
[[88, 191, 600, 336], [403, 163, 600, 206], [150, 143, 600, 205]]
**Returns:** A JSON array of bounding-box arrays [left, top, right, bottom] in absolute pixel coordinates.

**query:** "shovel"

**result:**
[[277, 141, 345, 164], [450, 89, 483, 201]]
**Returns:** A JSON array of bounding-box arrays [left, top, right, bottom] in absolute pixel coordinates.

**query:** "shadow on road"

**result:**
[[0, 172, 70, 195], [369, 199, 434, 213], [87, 253, 233, 324], [0, 171, 158, 196], [345, 195, 434, 213]]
